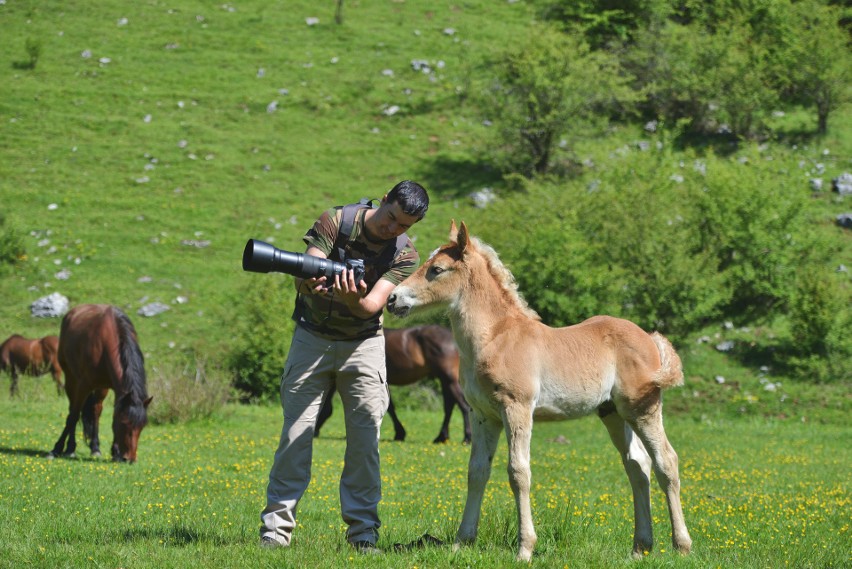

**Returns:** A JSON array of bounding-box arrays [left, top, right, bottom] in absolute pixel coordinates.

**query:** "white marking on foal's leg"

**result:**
[[456, 414, 501, 548]]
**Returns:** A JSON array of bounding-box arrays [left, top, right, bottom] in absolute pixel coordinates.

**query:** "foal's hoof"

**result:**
[[46, 452, 56, 460], [92, 451, 102, 458]]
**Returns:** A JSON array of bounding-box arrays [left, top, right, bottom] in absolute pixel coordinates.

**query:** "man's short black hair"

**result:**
[[387, 180, 429, 220]]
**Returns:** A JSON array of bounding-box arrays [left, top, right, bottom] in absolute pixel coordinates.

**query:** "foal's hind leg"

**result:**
[[455, 412, 501, 550], [600, 412, 654, 557], [629, 403, 692, 555]]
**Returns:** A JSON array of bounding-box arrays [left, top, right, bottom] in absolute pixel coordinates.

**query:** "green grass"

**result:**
[[1, 2, 850, 567], [1, 379, 849, 568]]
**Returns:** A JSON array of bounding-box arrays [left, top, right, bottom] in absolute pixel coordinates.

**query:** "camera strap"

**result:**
[[333, 199, 405, 276]]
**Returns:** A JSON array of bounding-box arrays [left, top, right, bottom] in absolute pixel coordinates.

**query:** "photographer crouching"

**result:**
[[250, 181, 429, 554]]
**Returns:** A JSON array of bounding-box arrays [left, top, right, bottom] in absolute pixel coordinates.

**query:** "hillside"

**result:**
[[1, 1, 533, 350], [1, 1, 849, 418]]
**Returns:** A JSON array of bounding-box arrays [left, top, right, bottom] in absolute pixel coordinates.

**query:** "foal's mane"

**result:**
[[470, 237, 540, 321]]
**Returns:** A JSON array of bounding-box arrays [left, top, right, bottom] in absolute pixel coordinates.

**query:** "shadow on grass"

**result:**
[[0, 446, 120, 463], [118, 526, 230, 547], [0, 446, 50, 458], [417, 155, 504, 200]]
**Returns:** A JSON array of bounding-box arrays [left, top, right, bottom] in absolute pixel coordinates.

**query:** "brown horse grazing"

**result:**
[[315, 325, 471, 444], [387, 221, 692, 562], [0, 334, 63, 396], [48, 304, 153, 463]]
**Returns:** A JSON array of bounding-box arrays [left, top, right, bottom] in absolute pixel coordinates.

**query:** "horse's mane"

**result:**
[[114, 308, 149, 427], [471, 237, 541, 321]]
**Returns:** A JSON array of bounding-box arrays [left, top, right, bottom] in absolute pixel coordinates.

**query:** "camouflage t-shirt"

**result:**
[[292, 205, 419, 340]]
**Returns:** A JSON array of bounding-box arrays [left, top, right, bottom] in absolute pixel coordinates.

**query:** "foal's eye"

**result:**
[[432, 266, 444, 275]]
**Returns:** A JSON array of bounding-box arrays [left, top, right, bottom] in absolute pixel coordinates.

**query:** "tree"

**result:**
[[781, 1, 851, 134], [483, 24, 639, 176]]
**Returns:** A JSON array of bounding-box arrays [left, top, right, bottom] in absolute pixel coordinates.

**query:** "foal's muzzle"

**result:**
[[386, 293, 410, 317]]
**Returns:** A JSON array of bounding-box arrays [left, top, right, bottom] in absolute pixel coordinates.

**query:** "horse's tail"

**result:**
[[0, 337, 10, 371], [81, 392, 98, 443], [650, 332, 684, 389], [113, 308, 149, 425]]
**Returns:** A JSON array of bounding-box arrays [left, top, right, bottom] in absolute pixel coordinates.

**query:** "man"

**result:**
[[260, 180, 429, 554]]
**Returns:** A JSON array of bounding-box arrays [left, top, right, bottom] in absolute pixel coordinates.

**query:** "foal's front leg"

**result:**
[[503, 404, 537, 562], [455, 411, 501, 549]]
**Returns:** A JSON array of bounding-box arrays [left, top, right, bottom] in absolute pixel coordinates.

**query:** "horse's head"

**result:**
[[111, 393, 153, 463], [388, 220, 473, 318]]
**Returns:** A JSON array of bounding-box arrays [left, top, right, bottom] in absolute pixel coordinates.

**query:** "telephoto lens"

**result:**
[[242, 239, 364, 284]]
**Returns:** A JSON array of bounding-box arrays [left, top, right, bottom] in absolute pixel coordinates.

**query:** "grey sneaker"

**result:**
[[351, 540, 383, 555], [261, 536, 286, 548]]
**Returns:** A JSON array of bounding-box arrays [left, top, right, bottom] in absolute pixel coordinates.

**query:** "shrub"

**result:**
[[25, 37, 42, 69], [147, 355, 232, 424], [227, 275, 295, 402], [786, 270, 851, 382], [476, 138, 832, 342], [0, 214, 26, 274], [692, 147, 826, 324]]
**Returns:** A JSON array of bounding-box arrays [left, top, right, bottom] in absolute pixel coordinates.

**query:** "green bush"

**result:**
[[25, 37, 42, 69], [692, 148, 826, 323], [786, 270, 852, 382], [0, 214, 26, 274], [477, 139, 833, 342], [227, 276, 295, 402]]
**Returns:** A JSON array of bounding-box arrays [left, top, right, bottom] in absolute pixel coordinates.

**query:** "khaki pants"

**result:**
[[260, 326, 389, 546]]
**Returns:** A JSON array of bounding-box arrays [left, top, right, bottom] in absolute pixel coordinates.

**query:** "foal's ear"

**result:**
[[448, 219, 458, 242], [457, 221, 470, 253]]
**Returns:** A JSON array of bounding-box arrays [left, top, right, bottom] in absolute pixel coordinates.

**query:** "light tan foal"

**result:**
[[387, 221, 692, 562]]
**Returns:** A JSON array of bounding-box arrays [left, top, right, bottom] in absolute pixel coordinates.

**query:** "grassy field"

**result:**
[[1, 2, 850, 567], [0, 379, 849, 568]]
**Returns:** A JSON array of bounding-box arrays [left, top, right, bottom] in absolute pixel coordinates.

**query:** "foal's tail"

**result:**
[[650, 332, 684, 389]]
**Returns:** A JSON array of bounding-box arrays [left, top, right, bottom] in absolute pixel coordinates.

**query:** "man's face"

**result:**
[[371, 200, 420, 240]]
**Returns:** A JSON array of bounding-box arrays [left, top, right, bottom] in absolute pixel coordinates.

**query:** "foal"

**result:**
[[386, 221, 692, 562]]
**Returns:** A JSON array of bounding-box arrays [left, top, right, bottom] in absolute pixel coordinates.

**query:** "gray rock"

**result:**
[[833, 172, 852, 195], [31, 292, 70, 318], [138, 302, 170, 317]]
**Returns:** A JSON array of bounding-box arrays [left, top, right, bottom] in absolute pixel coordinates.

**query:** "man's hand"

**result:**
[[299, 276, 329, 296], [333, 267, 368, 307]]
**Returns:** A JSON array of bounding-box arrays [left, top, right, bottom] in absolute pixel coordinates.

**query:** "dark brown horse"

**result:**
[[48, 304, 153, 463], [316, 325, 471, 444], [0, 334, 63, 396]]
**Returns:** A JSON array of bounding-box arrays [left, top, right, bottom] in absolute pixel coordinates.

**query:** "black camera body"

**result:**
[[242, 239, 366, 286]]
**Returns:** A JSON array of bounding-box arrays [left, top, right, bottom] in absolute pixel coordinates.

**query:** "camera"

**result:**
[[242, 239, 365, 286]]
